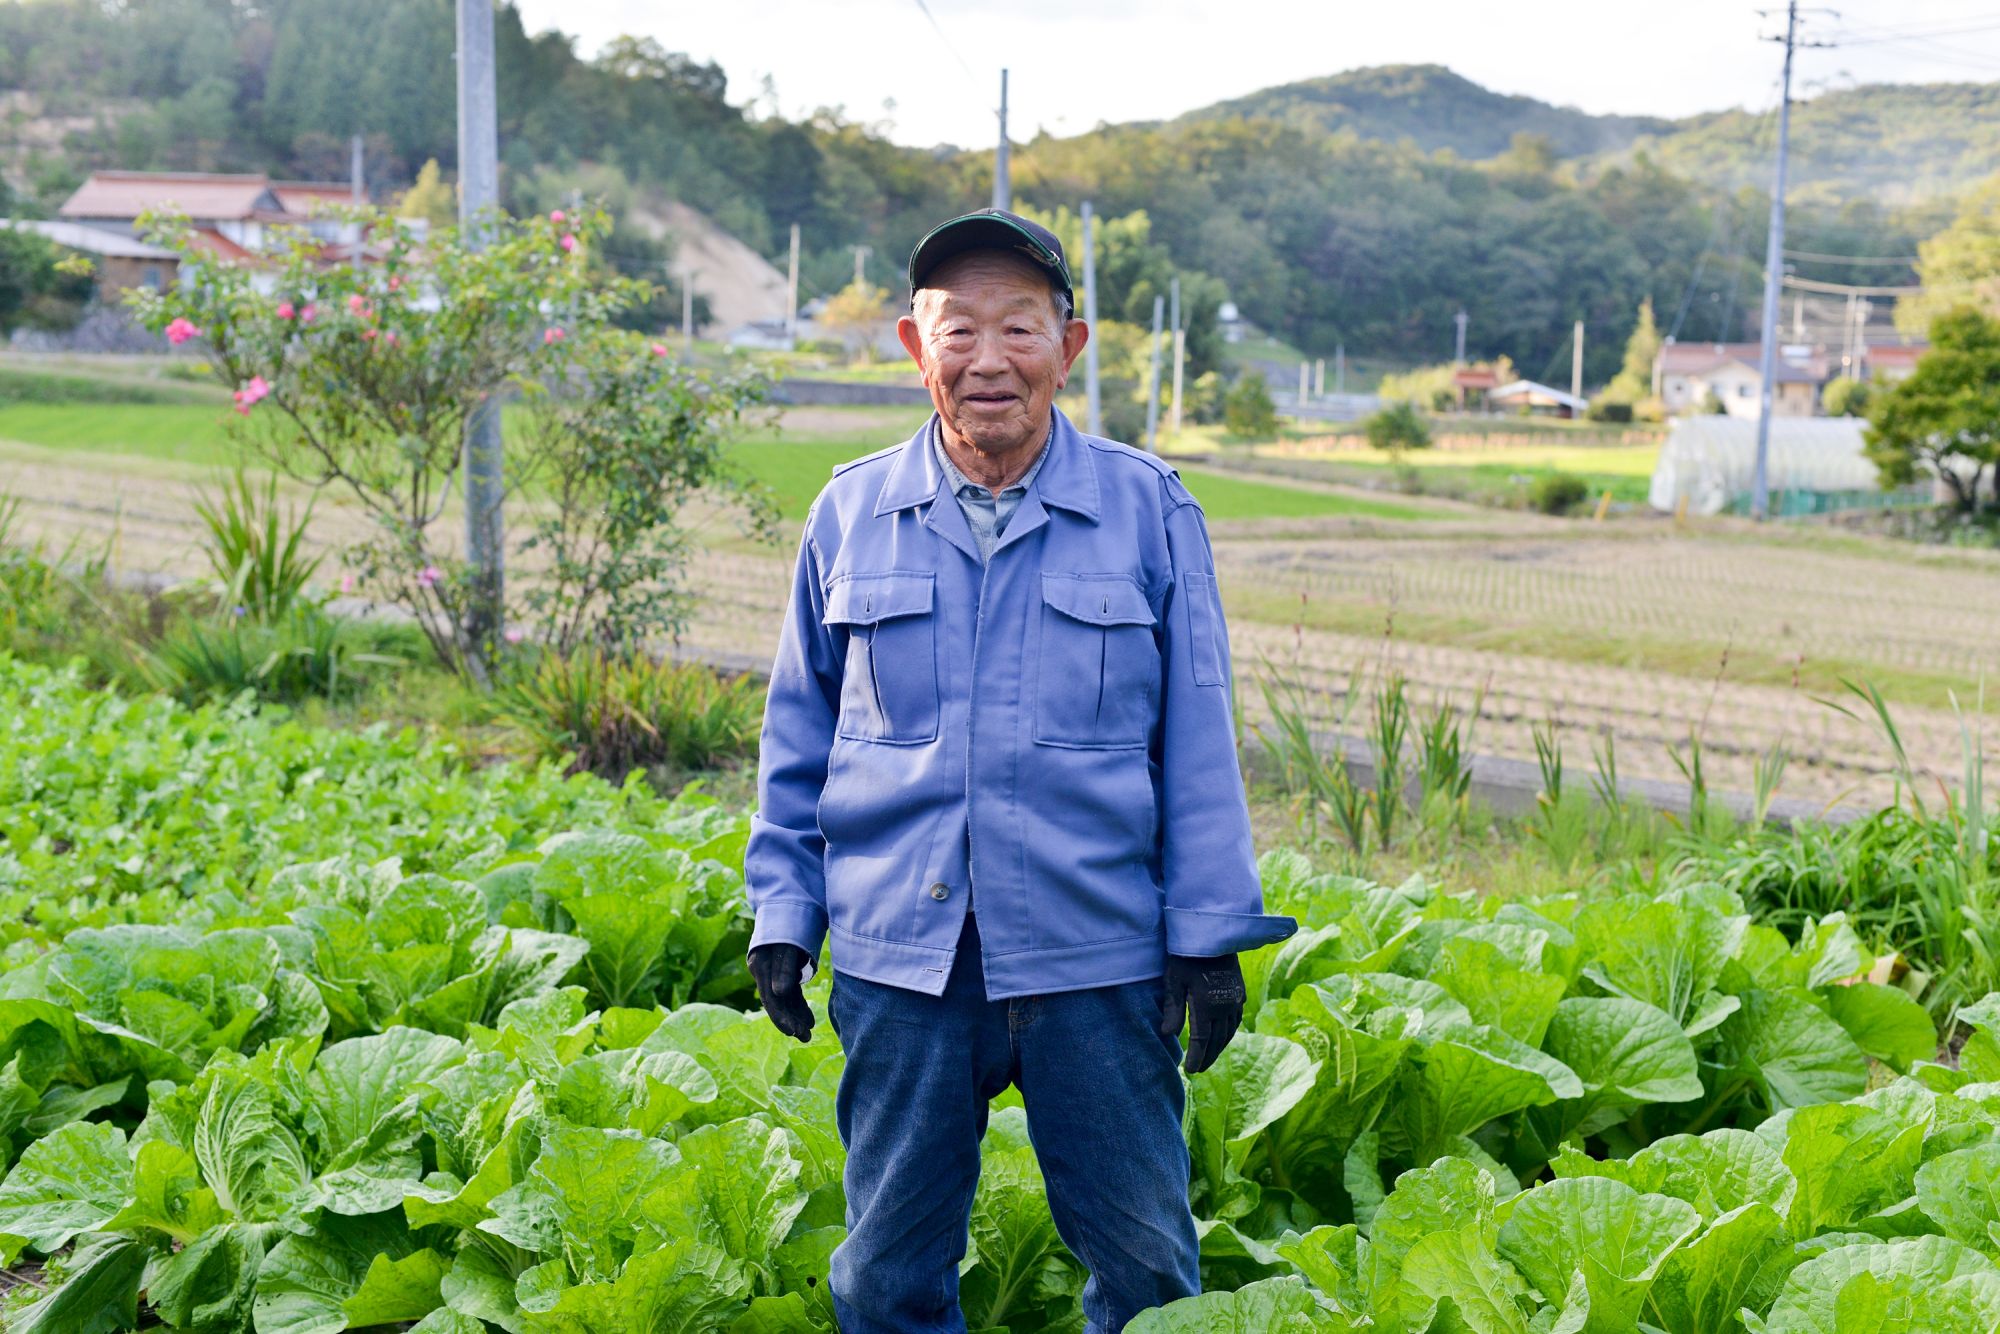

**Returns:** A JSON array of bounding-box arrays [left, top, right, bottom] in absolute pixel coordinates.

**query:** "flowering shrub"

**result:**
[[127, 204, 770, 681]]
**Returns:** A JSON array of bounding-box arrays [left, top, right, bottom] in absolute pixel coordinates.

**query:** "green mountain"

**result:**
[[1597, 80, 2000, 206], [1181, 64, 1674, 161]]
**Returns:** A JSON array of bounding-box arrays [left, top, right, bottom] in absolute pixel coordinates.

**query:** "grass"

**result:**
[[0, 402, 243, 469]]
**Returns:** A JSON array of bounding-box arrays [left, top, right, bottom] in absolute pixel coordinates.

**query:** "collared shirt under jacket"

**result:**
[[745, 407, 1298, 1000]]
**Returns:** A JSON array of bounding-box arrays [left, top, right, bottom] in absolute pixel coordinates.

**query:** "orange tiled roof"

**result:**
[[61, 171, 277, 221]]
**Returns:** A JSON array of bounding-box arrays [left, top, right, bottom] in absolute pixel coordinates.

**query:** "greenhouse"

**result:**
[[1647, 415, 1925, 516]]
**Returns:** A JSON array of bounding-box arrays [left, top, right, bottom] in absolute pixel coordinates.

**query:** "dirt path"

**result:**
[[5, 443, 1987, 809]]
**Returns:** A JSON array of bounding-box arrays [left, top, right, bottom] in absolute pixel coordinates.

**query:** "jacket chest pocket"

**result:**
[[1034, 573, 1159, 749], [823, 572, 940, 744]]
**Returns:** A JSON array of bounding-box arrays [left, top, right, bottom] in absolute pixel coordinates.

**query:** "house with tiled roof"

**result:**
[[47, 169, 370, 293], [1655, 337, 1929, 419]]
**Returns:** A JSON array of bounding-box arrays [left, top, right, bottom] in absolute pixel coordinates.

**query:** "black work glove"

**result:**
[[1157, 953, 1246, 1075], [748, 943, 817, 1043]]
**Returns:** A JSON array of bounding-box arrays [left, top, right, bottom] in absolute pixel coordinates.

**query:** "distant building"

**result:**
[[45, 169, 371, 294], [727, 319, 795, 352], [1489, 379, 1587, 419], [1451, 366, 1499, 411], [1655, 338, 1927, 418], [1649, 415, 1928, 517]]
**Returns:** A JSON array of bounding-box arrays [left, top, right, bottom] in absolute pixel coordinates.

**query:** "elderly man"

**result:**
[[744, 208, 1296, 1334]]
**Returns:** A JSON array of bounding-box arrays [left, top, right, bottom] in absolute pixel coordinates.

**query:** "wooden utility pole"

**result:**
[[993, 70, 1010, 211], [786, 223, 800, 340], [455, 0, 502, 675], [1080, 201, 1102, 435], [1571, 319, 1585, 405], [1143, 295, 1164, 452]]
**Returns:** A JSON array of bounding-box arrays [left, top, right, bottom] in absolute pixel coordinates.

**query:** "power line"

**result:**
[[1782, 247, 1920, 265], [908, 0, 978, 82]]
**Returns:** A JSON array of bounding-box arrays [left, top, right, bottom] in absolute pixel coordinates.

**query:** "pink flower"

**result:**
[[276, 301, 295, 320], [362, 327, 378, 342], [300, 303, 318, 323], [231, 374, 271, 415], [543, 327, 565, 345], [387, 275, 402, 291], [650, 342, 669, 357], [347, 293, 367, 315], [559, 233, 578, 253], [549, 208, 566, 223], [164, 317, 201, 345], [416, 565, 442, 590], [339, 572, 355, 593], [503, 626, 526, 644], [383, 331, 399, 347]]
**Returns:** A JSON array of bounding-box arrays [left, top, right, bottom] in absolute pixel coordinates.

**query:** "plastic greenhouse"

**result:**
[[1647, 416, 1919, 516]]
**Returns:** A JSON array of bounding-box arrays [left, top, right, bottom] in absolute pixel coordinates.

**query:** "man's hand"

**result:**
[[1157, 953, 1246, 1075], [749, 943, 817, 1042]]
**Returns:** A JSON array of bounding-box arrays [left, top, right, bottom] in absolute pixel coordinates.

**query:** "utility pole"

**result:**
[[1752, 0, 1828, 520], [993, 69, 1010, 211], [1335, 344, 1346, 395], [455, 0, 503, 677], [1168, 276, 1185, 436], [1453, 308, 1469, 365], [1080, 201, 1102, 435], [349, 134, 364, 205], [682, 269, 695, 343], [1314, 359, 1325, 398], [1299, 361, 1309, 405], [850, 244, 872, 291], [1143, 295, 1164, 452], [786, 222, 800, 340], [1571, 319, 1585, 405]]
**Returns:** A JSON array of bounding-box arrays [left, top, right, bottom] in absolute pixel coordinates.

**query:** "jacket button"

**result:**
[[929, 882, 950, 900]]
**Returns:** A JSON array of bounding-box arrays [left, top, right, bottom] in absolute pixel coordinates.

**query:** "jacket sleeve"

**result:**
[[1155, 481, 1298, 958], [744, 510, 841, 963]]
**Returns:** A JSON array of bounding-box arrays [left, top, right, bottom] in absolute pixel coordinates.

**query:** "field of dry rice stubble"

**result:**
[[6, 439, 1991, 809]]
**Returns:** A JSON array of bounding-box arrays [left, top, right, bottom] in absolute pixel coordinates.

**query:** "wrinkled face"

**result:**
[[897, 250, 1089, 459]]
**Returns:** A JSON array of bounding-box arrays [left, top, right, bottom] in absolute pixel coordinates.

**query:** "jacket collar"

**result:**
[[873, 408, 1100, 523]]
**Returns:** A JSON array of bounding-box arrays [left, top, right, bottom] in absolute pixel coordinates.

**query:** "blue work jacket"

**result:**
[[745, 407, 1297, 999]]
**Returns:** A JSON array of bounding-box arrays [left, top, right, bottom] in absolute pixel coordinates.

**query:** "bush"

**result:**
[[1363, 400, 1432, 452], [1223, 372, 1279, 438], [498, 649, 763, 779], [1528, 471, 1591, 515], [1821, 375, 1871, 417], [1585, 399, 1633, 423], [136, 604, 362, 705]]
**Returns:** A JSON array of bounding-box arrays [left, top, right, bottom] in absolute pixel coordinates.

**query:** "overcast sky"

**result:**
[[511, 0, 2000, 149]]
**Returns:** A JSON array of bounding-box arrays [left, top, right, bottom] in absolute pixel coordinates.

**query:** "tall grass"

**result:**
[[498, 649, 763, 780]]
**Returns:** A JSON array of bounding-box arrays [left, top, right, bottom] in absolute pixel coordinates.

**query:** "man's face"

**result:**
[[897, 251, 1090, 459]]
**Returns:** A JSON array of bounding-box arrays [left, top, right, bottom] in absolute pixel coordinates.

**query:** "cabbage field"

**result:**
[[6, 653, 2000, 1333]]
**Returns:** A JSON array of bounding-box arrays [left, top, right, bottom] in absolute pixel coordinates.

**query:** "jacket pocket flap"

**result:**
[[823, 572, 935, 625], [1041, 574, 1155, 627]]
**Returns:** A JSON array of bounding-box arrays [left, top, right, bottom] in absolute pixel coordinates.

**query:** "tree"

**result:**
[[1863, 306, 2000, 512], [1897, 174, 2000, 335], [1602, 297, 1661, 403], [1364, 401, 1432, 453], [396, 159, 456, 228], [1223, 372, 1278, 439], [819, 279, 890, 362], [0, 228, 91, 334], [1820, 376, 1871, 418]]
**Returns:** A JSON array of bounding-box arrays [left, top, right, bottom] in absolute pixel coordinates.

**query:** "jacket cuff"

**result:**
[[1164, 906, 1298, 958], [749, 900, 830, 964]]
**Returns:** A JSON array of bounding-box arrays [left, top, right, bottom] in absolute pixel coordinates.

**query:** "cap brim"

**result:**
[[908, 214, 1073, 305]]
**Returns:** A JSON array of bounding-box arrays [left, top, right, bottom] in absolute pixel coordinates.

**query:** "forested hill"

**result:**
[[0, 0, 1985, 383], [1180, 65, 1674, 161]]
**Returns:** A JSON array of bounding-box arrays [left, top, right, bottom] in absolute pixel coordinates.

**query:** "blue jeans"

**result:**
[[826, 911, 1201, 1334]]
